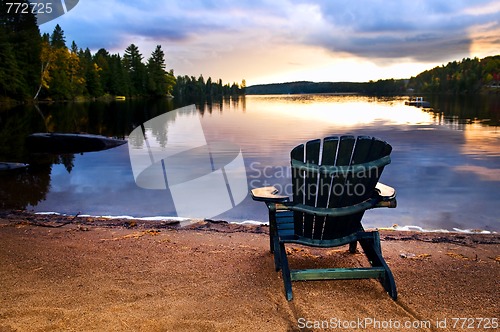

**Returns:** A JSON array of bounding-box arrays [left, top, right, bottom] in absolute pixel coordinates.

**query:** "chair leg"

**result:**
[[279, 242, 293, 301], [268, 203, 277, 253], [383, 268, 397, 300], [269, 218, 275, 253], [269, 234, 274, 253], [273, 234, 281, 271], [349, 241, 357, 253], [359, 231, 397, 300]]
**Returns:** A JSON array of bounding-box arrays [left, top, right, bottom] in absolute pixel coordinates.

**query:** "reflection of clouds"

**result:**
[[48, 146, 133, 193], [454, 165, 500, 181], [355, 123, 499, 231], [461, 123, 500, 158]]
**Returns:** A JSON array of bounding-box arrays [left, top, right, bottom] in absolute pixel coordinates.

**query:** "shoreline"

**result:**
[[20, 209, 500, 235], [1, 209, 499, 331]]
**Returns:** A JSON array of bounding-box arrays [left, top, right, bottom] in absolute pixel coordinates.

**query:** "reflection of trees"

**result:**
[[0, 105, 46, 162], [138, 104, 198, 149], [0, 97, 254, 210], [58, 154, 75, 173], [149, 111, 176, 148], [0, 166, 51, 209], [428, 94, 500, 127], [0, 99, 178, 211], [0, 105, 51, 209], [36, 98, 175, 137], [200, 96, 246, 115]]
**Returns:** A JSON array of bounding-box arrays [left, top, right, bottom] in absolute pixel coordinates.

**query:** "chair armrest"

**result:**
[[375, 182, 397, 208], [250, 186, 290, 203], [375, 182, 396, 200]]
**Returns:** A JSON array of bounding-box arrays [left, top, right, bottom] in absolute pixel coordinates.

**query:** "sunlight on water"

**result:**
[[461, 122, 500, 158], [247, 95, 436, 127]]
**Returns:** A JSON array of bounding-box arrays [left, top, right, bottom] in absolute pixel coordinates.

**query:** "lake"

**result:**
[[0, 94, 498, 232]]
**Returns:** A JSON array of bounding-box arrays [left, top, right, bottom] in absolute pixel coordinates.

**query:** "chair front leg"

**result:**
[[273, 233, 281, 271], [267, 202, 277, 253], [349, 241, 357, 253], [359, 231, 397, 300], [279, 241, 293, 301]]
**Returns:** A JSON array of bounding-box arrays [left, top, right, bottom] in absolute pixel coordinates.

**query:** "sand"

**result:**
[[0, 211, 498, 331]]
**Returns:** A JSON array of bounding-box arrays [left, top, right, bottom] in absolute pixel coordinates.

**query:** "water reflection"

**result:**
[[249, 95, 436, 127], [0, 165, 50, 209], [0, 99, 175, 210], [0, 95, 498, 231]]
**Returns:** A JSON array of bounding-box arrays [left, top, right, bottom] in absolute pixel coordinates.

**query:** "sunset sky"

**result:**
[[39, 0, 500, 85]]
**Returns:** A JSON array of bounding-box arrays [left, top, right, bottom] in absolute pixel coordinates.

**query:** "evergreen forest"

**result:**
[[407, 56, 500, 94]]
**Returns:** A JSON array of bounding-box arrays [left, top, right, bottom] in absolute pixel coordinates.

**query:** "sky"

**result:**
[[39, 0, 500, 85]]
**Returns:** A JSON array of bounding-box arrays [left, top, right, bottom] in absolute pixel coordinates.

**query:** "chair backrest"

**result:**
[[291, 136, 392, 240]]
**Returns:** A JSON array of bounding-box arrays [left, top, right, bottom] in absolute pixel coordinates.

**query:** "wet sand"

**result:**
[[0, 211, 498, 331]]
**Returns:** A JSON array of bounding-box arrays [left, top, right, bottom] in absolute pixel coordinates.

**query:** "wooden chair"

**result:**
[[251, 136, 397, 301]]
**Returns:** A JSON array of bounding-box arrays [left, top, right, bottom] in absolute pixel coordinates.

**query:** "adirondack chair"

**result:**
[[251, 136, 397, 301]]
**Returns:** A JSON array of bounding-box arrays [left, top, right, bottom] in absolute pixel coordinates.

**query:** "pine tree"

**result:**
[[67, 41, 85, 97], [50, 24, 66, 49], [94, 48, 111, 94], [79, 48, 103, 97], [123, 44, 146, 95], [109, 54, 130, 96], [41, 25, 85, 100], [45, 25, 72, 99], [146, 45, 168, 96]]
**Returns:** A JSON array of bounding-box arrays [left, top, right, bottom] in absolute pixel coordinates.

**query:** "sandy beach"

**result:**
[[0, 210, 498, 331]]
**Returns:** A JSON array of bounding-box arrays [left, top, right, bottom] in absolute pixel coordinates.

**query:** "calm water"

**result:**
[[1, 95, 499, 231]]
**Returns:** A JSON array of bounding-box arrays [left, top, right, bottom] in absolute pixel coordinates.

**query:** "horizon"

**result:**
[[38, 0, 500, 86], [245, 78, 410, 86]]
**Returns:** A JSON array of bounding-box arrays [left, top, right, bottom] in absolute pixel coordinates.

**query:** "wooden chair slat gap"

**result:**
[[304, 139, 321, 238], [291, 144, 305, 236]]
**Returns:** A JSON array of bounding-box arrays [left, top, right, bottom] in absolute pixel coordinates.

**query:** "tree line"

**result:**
[[407, 56, 500, 94], [246, 55, 499, 95], [0, 1, 244, 102], [245, 79, 407, 95]]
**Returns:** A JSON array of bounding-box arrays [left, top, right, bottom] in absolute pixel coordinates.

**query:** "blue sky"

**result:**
[[39, 0, 500, 85]]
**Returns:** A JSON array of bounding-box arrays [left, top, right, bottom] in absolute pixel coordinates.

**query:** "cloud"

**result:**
[[45, 0, 246, 51], [39, 0, 499, 82], [289, 0, 499, 62]]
